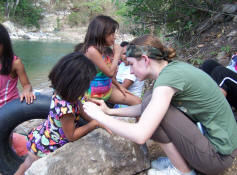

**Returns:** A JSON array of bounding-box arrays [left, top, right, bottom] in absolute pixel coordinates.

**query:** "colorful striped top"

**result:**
[[85, 56, 112, 101]]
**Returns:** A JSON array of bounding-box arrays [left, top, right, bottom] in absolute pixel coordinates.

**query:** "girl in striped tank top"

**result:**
[[82, 15, 141, 106]]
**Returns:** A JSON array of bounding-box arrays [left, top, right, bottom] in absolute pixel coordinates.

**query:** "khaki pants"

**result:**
[[142, 90, 237, 175]]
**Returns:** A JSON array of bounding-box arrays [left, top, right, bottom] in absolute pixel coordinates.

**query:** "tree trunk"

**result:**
[[5, 0, 10, 18], [12, 0, 19, 17]]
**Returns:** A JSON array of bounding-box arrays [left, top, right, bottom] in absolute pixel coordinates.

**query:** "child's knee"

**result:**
[[126, 96, 141, 105], [134, 97, 141, 105]]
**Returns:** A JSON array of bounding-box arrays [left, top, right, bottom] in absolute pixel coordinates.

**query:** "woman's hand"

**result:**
[[20, 88, 36, 104], [83, 102, 112, 134], [87, 98, 110, 114], [83, 101, 106, 120]]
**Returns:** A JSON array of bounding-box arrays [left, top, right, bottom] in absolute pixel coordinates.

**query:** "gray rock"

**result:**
[[227, 30, 237, 38], [2, 21, 14, 32], [217, 51, 227, 61], [25, 129, 150, 175], [229, 37, 237, 47], [196, 18, 214, 34], [14, 119, 45, 135], [22, 34, 30, 39], [233, 16, 237, 24], [213, 14, 225, 23], [217, 51, 229, 66], [222, 4, 237, 13]]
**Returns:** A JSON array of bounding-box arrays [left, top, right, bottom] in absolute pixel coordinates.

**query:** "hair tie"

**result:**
[[126, 44, 167, 60]]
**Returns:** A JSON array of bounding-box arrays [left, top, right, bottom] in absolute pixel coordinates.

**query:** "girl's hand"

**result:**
[[87, 98, 110, 114], [93, 120, 113, 134], [20, 90, 36, 104], [113, 44, 123, 58], [13, 58, 36, 104]]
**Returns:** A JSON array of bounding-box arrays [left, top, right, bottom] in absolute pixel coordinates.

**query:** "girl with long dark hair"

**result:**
[[83, 15, 141, 106], [0, 23, 35, 107]]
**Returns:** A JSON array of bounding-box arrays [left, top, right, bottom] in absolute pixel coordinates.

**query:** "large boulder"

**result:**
[[2, 21, 15, 33], [222, 4, 237, 13], [25, 129, 150, 175]]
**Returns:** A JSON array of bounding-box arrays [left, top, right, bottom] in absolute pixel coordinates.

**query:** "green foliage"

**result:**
[[188, 57, 204, 66], [68, 12, 80, 27], [113, 1, 128, 16], [54, 0, 69, 10], [66, 0, 113, 27], [122, 0, 234, 40], [81, 0, 104, 14], [0, 2, 5, 23], [54, 17, 61, 31], [210, 51, 218, 56], [221, 45, 231, 54], [13, 0, 43, 28]]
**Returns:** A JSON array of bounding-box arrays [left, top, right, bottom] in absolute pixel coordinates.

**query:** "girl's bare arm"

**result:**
[[60, 114, 98, 142], [13, 58, 35, 104], [86, 46, 122, 77], [122, 79, 134, 89]]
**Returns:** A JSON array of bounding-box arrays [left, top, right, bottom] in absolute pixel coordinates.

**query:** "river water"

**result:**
[[13, 40, 75, 94]]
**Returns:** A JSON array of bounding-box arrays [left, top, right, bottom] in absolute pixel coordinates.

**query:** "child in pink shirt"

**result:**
[[0, 24, 35, 108]]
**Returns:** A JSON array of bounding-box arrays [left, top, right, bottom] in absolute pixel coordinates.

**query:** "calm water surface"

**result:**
[[13, 40, 75, 94]]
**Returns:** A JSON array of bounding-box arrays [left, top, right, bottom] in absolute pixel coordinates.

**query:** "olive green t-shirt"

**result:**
[[154, 61, 237, 155]]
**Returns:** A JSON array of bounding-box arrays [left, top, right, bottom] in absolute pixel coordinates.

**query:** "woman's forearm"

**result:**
[[95, 113, 146, 144], [107, 104, 142, 117]]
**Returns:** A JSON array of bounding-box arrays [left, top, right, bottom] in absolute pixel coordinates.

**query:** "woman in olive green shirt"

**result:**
[[83, 35, 237, 175]]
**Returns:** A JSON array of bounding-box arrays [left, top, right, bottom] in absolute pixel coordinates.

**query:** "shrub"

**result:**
[[68, 12, 80, 27], [121, 0, 235, 40], [13, 0, 43, 28], [0, 2, 5, 23]]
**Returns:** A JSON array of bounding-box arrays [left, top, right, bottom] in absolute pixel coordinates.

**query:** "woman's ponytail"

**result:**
[[164, 47, 176, 59]]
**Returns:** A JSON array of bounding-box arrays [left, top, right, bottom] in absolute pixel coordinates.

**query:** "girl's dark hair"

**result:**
[[103, 47, 113, 57], [0, 24, 14, 75], [49, 52, 96, 103], [83, 15, 119, 54], [120, 41, 129, 47], [74, 43, 84, 52]]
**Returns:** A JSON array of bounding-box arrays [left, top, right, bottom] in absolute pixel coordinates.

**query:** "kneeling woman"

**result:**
[[83, 35, 237, 175]]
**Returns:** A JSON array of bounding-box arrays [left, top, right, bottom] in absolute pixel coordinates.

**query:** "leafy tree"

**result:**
[[120, 0, 235, 40], [0, 2, 5, 22], [14, 0, 43, 28], [1, 0, 43, 28]]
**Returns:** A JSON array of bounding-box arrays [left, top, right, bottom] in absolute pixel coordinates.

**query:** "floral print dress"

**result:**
[[27, 94, 81, 157]]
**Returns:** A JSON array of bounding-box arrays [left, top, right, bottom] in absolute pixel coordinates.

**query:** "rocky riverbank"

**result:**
[[2, 13, 134, 44]]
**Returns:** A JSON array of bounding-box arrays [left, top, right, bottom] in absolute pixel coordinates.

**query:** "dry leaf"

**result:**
[[197, 44, 204, 48], [217, 33, 222, 38]]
